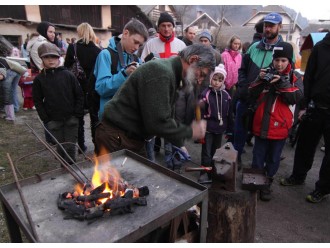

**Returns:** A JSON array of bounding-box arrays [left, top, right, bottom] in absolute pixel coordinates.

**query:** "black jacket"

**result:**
[[32, 66, 84, 123], [303, 32, 330, 109], [64, 40, 101, 79]]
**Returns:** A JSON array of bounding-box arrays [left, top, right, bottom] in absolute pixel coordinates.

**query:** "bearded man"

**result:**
[[95, 44, 215, 156], [233, 12, 286, 168]]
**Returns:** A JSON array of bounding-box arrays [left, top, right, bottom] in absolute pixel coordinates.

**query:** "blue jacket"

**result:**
[[94, 36, 141, 118]]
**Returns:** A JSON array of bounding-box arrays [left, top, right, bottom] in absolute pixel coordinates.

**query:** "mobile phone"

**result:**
[[125, 62, 138, 69]]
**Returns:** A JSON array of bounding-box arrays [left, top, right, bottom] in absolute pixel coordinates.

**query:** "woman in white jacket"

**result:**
[[27, 21, 63, 72]]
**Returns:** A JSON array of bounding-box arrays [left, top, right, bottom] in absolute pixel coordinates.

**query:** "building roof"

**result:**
[[187, 12, 219, 28], [139, 5, 156, 15], [301, 23, 330, 36]]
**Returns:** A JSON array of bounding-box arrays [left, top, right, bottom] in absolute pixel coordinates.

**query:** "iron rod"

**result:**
[[6, 153, 40, 242], [25, 123, 85, 184], [36, 117, 90, 181]]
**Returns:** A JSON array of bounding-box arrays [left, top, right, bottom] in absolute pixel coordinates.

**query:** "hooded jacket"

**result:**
[[32, 66, 84, 123], [94, 36, 140, 118], [26, 35, 47, 70], [200, 84, 233, 134], [221, 49, 242, 90], [248, 64, 303, 139], [302, 32, 330, 109]]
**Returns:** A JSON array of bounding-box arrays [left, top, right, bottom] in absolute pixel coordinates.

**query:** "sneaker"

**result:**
[[320, 146, 325, 152], [306, 189, 328, 203], [23, 108, 28, 111], [280, 175, 305, 186]]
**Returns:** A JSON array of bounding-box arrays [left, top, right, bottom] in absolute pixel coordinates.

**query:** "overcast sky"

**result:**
[[284, 2, 330, 20]]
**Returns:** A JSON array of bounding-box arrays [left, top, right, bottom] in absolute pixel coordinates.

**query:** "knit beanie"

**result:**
[[210, 64, 227, 84], [199, 30, 212, 42], [272, 42, 293, 62], [158, 12, 175, 27]]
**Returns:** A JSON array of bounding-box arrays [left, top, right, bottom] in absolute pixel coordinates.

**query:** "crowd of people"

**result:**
[[1, 11, 329, 204]]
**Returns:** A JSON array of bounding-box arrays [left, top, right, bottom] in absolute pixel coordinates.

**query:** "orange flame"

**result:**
[[82, 147, 125, 204]]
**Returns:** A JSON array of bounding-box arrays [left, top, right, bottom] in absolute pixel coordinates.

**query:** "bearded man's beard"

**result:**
[[265, 29, 278, 40], [181, 65, 196, 93]]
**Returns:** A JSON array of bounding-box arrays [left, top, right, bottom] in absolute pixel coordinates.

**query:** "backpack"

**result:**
[[69, 43, 86, 80], [87, 46, 139, 121]]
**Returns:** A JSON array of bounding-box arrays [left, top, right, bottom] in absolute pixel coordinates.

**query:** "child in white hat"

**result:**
[[198, 64, 234, 183]]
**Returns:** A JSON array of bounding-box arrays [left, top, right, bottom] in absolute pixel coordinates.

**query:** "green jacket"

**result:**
[[103, 56, 192, 147]]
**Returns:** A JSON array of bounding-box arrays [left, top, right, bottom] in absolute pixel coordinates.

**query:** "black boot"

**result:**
[[260, 177, 273, 201]]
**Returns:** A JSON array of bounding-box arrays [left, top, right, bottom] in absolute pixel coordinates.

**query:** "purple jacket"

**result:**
[[200, 86, 234, 134]]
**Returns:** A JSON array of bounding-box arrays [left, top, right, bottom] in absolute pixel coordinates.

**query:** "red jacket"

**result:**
[[248, 66, 303, 139]]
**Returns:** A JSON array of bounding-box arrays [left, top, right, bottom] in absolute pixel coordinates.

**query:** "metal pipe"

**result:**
[[6, 153, 40, 242]]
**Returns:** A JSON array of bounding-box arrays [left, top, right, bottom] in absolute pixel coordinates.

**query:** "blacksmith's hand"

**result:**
[[191, 120, 206, 140]]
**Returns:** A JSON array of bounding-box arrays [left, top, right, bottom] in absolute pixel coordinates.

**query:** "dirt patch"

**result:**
[[1, 109, 330, 243]]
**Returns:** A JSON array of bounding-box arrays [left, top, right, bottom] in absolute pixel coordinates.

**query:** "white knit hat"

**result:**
[[210, 63, 227, 84]]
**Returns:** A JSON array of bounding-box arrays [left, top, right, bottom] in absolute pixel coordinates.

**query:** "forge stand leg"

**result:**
[[1, 201, 22, 242], [199, 195, 208, 242]]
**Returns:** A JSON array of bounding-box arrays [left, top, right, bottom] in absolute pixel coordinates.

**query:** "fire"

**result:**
[[77, 148, 125, 204], [59, 148, 149, 221]]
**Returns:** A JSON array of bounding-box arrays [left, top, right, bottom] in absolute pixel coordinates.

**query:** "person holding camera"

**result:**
[[280, 31, 330, 203], [248, 42, 303, 201], [234, 13, 284, 168]]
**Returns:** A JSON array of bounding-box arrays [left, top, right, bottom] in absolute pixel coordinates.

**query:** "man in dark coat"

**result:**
[[280, 31, 330, 203]]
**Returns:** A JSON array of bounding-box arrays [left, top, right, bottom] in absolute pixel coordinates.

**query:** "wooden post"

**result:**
[[207, 143, 257, 242], [206, 188, 257, 242]]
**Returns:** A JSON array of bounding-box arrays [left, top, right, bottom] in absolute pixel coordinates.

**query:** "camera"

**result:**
[[262, 67, 278, 83]]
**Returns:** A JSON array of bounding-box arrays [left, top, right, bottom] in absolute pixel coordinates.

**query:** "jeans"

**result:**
[[251, 136, 286, 178], [47, 116, 79, 163], [0, 69, 17, 105], [233, 100, 248, 160], [292, 108, 330, 193], [10, 70, 21, 112], [164, 139, 182, 169], [145, 138, 155, 162]]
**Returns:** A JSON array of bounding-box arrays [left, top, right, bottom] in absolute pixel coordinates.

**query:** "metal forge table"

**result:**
[[0, 150, 208, 243]]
